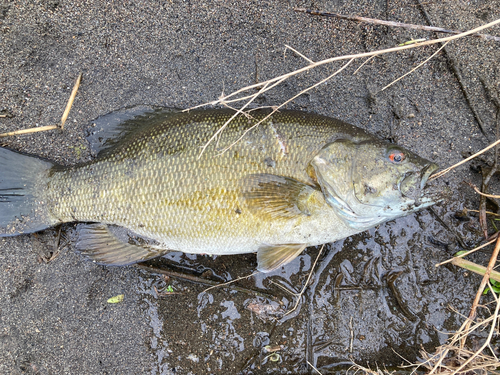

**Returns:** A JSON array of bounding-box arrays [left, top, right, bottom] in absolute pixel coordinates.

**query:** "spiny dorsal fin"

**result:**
[[76, 224, 169, 266], [86, 106, 182, 157], [257, 243, 307, 272], [241, 174, 323, 220]]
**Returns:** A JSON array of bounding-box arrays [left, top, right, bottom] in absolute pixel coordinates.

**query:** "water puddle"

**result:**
[[134, 204, 489, 374]]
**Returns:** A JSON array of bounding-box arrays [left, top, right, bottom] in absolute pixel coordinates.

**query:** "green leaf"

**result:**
[[483, 280, 500, 295], [107, 294, 124, 303], [166, 285, 174, 293], [491, 219, 498, 231]]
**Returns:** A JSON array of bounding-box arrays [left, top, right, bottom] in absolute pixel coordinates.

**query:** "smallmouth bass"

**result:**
[[0, 108, 439, 272]]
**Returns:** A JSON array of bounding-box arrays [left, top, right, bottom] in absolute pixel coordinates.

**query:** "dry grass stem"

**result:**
[[412, 235, 500, 374], [217, 59, 355, 156], [201, 271, 259, 294], [60, 73, 82, 129], [380, 41, 449, 92], [435, 237, 497, 267], [430, 138, 500, 180], [462, 236, 500, 345], [0, 125, 60, 137], [0, 73, 82, 138], [195, 76, 289, 157], [347, 363, 393, 375], [281, 245, 324, 316], [472, 185, 500, 199], [353, 56, 376, 74], [413, 297, 500, 374], [285, 44, 315, 64], [451, 257, 500, 283], [186, 18, 500, 155], [294, 8, 500, 42], [307, 360, 323, 374], [465, 208, 500, 217]]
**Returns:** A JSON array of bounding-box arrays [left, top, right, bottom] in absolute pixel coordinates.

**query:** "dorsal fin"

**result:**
[[86, 105, 181, 157]]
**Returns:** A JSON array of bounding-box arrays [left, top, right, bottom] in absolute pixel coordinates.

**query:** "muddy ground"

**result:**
[[1, 0, 499, 374]]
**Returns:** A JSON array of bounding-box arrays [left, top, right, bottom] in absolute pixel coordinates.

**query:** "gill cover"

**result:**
[[311, 139, 438, 230]]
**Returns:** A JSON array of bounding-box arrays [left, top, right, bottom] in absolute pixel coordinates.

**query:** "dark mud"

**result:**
[[1, 0, 499, 374]]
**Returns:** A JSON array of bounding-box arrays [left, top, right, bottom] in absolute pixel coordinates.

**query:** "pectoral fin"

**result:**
[[241, 174, 323, 220], [76, 224, 169, 266], [257, 243, 308, 272]]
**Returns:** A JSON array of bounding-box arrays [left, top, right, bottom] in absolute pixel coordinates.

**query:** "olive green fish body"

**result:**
[[0, 109, 439, 271], [46, 110, 370, 254]]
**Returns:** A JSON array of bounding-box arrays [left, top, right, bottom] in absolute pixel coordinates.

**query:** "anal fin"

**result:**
[[257, 243, 307, 272], [76, 224, 169, 266]]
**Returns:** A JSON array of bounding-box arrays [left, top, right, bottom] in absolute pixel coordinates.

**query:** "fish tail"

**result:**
[[0, 147, 59, 236]]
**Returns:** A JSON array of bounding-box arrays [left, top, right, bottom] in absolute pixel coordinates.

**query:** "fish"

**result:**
[[0, 107, 440, 272]]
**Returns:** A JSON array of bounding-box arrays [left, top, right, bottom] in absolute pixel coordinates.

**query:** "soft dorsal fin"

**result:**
[[76, 224, 170, 266], [257, 243, 308, 272], [86, 105, 182, 157], [241, 174, 324, 220]]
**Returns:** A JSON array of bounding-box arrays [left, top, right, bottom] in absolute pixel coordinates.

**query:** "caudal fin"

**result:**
[[0, 147, 59, 236]]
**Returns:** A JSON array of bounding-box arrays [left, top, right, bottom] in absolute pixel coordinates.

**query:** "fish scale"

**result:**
[[46, 110, 355, 250]]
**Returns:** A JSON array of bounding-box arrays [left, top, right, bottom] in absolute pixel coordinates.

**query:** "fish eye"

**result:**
[[388, 150, 405, 163]]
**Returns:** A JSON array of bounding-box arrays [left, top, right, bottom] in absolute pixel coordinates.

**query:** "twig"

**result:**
[[464, 208, 500, 217], [294, 8, 500, 42], [451, 257, 500, 283], [462, 235, 500, 347], [285, 44, 315, 64], [202, 271, 259, 293], [0, 125, 59, 137], [307, 360, 323, 375], [217, 59, 354, 156], [349, 316, 354, 353], [187, 18, 500, 154], [472, 185, 500, 199], [0, 73, 82, 138], [135, 264, 276, 300], [416, 1, 492, 140], [430, 138, 500, 180], [60, 73, 82, 129], [435, 237, 497, 267], [284, 245, 324, 316], [380, 41, 449, 92], [193, 19, 500, 107], [479, 166, 499, 237]]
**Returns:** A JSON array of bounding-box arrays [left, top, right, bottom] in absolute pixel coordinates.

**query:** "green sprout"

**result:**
[[165, 285, 174, 293], [483, 279, 500, 295]]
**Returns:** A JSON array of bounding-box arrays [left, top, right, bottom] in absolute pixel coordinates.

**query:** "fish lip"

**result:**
[[420, 163, 439, 190]]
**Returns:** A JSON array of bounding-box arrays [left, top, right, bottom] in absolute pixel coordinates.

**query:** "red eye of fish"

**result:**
[[388, 151, 405, 163]]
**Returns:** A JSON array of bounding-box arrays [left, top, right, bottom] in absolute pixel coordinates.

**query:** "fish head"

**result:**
[[311, 139, 439, 230]]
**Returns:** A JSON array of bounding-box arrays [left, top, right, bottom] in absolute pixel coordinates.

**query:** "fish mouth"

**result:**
[[399, 162, 440, 204], [420, 162, 439, 190], [414, 163, 441, 206]]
